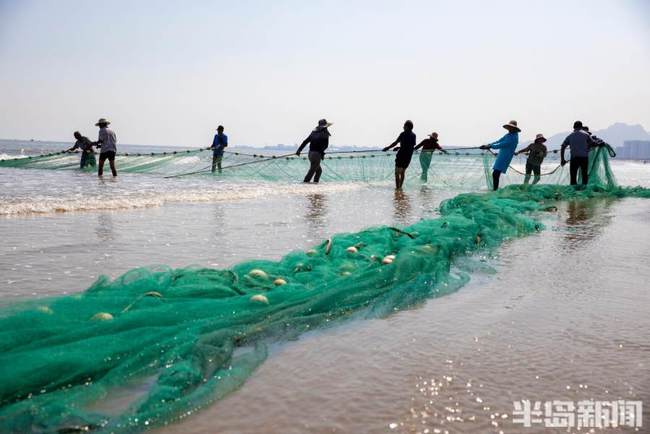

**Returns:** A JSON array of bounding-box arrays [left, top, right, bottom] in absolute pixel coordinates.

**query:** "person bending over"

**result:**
[[414, 131, 447, 182], [296, 119, 332, 183], [67, 131, 98, 169], [515, 133, 547, 185]]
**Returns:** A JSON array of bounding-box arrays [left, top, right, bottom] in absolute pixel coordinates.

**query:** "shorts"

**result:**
[[100, 151, 116, 161], [525, 162, 541, 176], [395, 150, 414, 169]]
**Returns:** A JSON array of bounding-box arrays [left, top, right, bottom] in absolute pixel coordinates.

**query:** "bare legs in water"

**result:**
[[395, 167, 406, 189]]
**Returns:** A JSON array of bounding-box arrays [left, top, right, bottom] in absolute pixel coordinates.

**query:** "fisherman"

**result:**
[[67, 131, 98, 169], [479, 120, 520, 190], [515, 133, 548, 185], [561, 121, 595, 185], [383, 120, 416, 190], [414, 131, 447, 182], [296, 119, 332, 183], [582, 125, 606, 147], [95, 118, 117, 177], [211, 125, 228, 173]]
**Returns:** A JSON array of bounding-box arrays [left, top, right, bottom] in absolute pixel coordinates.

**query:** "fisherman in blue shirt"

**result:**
[[211, 125, 228, 173], [480, 120, 520, 190]]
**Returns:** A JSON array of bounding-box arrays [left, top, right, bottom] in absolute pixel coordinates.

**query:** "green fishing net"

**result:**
[[0, 148, 486, 185], [1, 148, 649, 433], [0, 144, 620, 190]]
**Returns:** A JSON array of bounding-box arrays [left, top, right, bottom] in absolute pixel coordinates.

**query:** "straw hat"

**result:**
[[534, 133, 547, 143], [502, 120, 521, 132], [95, 118, 110, 126]]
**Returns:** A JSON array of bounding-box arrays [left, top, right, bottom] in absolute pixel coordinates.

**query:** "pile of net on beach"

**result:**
[[1, 148, 647, 433]]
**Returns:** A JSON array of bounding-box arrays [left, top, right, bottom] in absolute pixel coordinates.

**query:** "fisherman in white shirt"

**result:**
[[95, 118, 118, 177]]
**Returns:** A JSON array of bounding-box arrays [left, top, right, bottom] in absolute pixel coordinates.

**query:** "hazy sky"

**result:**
[[1, 0, 648, 147]]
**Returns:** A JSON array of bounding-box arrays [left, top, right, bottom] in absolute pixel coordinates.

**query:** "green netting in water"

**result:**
[[0, 145, 619, 191], [1, 152, 648, 433], [0, 148, 488, 185]]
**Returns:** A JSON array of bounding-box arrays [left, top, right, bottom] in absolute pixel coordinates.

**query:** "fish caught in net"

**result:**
[[0, 148, 647, 433]]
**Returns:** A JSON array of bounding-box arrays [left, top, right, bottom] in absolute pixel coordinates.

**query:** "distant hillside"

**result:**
[[538, 122, 650, 149]]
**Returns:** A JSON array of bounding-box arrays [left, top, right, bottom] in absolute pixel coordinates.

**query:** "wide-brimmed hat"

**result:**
[[317, 119, 333, 128], [429, 132, 439, 139], [534, 133, 546, 143], [95, 118, 110, 126], [502, 120, 520, 132]]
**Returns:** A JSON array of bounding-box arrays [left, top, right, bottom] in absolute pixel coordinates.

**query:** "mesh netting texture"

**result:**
[[0, 148, 648, 433]]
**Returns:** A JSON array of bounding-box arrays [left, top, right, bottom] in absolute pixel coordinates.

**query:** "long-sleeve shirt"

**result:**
[[71, 136, 95, 154], [561, 130, 594, 158], [98, 128, 117, 153], [488, 132, 518, 173], [518, 142, 547, 166], [418, 138, 442, 151], [297, 127, 330, 155], [212, 133, 228, 156]]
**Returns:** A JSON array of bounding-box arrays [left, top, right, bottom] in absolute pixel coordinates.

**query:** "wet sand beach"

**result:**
[[1, 148, 649, 433]]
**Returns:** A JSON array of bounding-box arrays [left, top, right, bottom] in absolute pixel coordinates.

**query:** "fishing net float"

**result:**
[[0, 151, 648, 433]]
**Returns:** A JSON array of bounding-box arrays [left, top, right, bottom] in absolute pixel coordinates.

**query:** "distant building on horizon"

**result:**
[[615, 140, 650, 160]]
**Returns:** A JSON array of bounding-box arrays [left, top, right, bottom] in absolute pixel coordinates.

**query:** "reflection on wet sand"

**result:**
[[393, 190, 411, 225], [212, 203, 225, 238], [418, 185, 435, 208], [562, 198, 614, 248], [95, 213, 115, 242], [304, 193, 328, 238]]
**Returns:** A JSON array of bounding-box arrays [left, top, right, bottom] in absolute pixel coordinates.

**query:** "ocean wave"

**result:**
[[0, 153, 27, 160], [0, 183, 364, 216]]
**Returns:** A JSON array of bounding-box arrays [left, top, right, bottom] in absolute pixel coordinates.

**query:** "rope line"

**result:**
[[163, 152, 297, 179]]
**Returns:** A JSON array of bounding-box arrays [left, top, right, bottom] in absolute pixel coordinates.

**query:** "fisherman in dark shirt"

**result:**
[[211, 125, 228, 173], [561, 121, 595, 185], [383, 120, 416, 190], [67, 131, 98, 169], [414, 131, 447, 182], [296, 119, 332, 183], [515, 133, 548, 185], [582, 126, 607, 147]]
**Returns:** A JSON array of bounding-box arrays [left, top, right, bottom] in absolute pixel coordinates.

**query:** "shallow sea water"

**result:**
[[1, 142, 649, 433]]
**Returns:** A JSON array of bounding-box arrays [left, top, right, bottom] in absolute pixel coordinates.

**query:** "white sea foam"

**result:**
[[0, 182, 363, 216], [0, 153, 27, 160]]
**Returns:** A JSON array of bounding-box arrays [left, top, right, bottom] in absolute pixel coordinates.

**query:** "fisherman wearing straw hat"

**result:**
[[296, 119, 332, 183], [480, 120, 520, 190], [414, 131, 447, 182], [515, 133, 548, 185], [95, 118, 117, 177]]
